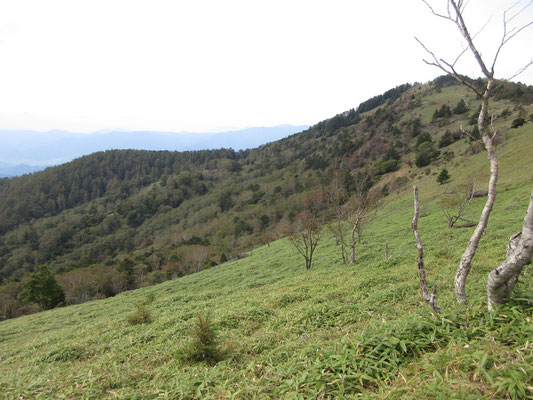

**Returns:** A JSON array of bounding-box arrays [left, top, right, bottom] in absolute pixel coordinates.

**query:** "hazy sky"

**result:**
[[0, 0, 531, 133]]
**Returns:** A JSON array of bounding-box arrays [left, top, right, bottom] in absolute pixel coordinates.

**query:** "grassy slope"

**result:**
[[1, 123, 533, 398]]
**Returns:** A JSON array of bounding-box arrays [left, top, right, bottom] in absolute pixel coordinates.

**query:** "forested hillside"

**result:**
[[1, 76, 532, 318]]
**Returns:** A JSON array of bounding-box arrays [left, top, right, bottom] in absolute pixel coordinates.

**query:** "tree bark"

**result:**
[[454, 79, 498, 304], [412, 186, 441, 313], [487, 187, 533, 310], [350, 224, 357, 264]]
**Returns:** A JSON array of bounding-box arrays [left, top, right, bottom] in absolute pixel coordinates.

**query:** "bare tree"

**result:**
[[417, 0, 533, 303], [412, 186, 441, 313], [436, 181, 475, 228], [289, 211, 322, 270], [288, 192, 324, 270], [487, 187, 533, 310], [328, 175, 381, 264], [344, 186, 381, 264], [327, 173, 350, 264], [184, 245, 210, 273]]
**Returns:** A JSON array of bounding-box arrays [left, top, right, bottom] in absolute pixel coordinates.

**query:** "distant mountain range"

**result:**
[[0, 125, 308, 177], [0, 162, 48, 178]]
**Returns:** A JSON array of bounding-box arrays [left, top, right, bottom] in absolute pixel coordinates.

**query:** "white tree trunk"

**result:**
[[454, 79, 498, 303], [487, 187, 533, 310]]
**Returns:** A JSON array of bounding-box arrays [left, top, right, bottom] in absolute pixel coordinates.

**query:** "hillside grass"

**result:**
[[1, 127, 533, 398]]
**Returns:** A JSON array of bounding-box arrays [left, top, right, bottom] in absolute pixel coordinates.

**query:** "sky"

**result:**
[[0, 0, 531, 133]]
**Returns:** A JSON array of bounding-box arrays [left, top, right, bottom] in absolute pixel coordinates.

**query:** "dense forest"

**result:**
[[1, 77, 532, 319]]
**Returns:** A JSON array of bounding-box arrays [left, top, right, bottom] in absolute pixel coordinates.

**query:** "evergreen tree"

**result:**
[[453, 98, 468, 114], [416, 132, 432, 147], [470, 125, 481, 141], [20, 265, 65, 310], [384, 145, 400, 161], [437, 168, 451, 185], [438, 130, 454, 148]]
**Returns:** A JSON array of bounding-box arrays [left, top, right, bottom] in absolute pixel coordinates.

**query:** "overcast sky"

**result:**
[[0, 0, 531, 133]]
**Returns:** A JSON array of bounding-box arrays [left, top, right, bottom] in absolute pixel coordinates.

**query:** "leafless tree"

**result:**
[[344, 187, 381, 264], [328, 175, 381, 264], [326, 172, 350, 263], [412, 186, 441, 313], [288, 192, 324, 270], [183, 245, 210, 273], [417, 0, 533, 304], [436, 181, 475, 228]]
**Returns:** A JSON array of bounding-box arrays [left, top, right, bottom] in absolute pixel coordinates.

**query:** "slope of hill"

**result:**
[[0, 123, 532, 397], [0, 77, 532, 318]]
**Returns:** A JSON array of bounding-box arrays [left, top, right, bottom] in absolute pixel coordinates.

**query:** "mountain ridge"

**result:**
[[0, 125, 309, 171]]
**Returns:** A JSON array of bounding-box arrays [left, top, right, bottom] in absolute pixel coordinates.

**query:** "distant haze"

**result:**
[[0, 125, 308, 177]]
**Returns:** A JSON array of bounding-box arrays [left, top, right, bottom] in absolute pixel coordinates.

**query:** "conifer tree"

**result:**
[[437, 168, 451, 185]]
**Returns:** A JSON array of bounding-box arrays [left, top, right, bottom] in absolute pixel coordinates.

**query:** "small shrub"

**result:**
[[375, 159, 398, 175], [416, 132, 432, 147], [443, 151, 455, 162], [144, 292, 155, 305], [415, 152, 432, 167], [219, 252, 227, 263], [127, 295, 154, 325], [511, 117, 525, 128], [437, 168, 451, 185], [180, 314, 222, 364]]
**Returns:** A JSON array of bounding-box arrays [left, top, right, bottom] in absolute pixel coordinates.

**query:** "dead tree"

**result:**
[[417, 0, 533, 304], [326, 172, 351, 264], [487, 187, 533, 310], [412, 186, 441, 313], [436, 181, 475, 228], [344, 188, 381, 263], [288, 192, 324, 270], [289, 211, 322, 270], [328, 175, 381, 264]]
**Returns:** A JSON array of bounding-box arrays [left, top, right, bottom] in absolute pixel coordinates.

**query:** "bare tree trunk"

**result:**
[[350, 225, 357, 263], [341, 242, 348, 264], [454, 79, 498, 304], [487, 187, 533, 310], [412, 186, 441, 313], [417, 0, 533, 303]]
